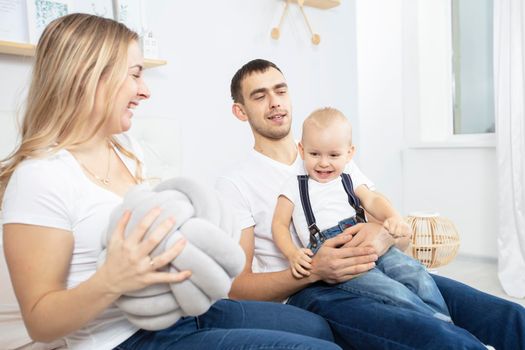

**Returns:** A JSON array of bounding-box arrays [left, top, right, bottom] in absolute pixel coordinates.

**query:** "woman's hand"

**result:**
[[99, 207, 192, 296]]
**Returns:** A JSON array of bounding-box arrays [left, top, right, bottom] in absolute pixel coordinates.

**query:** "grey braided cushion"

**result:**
[[98, 177, 245, 330]]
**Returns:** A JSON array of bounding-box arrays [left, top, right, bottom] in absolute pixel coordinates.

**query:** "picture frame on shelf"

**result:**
[[72, 0, 114, 19], [26, 0, 70, 44], [113, 0, 158, 59], [113, 0, 142, 33]]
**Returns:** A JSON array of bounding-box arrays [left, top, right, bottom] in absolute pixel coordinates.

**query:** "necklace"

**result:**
[[77, 142, 112, 185]]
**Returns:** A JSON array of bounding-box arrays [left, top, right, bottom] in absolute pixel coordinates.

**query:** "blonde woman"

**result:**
[[0, 14, 340, 350]]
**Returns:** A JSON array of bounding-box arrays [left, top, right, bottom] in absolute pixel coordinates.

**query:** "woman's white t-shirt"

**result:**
[[2, 134, 141, 350]]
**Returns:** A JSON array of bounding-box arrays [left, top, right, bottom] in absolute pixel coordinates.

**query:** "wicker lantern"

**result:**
[[406, 212, 460, 269]]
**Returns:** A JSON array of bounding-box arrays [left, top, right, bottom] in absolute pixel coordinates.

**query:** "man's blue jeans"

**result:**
[[288, 274, 525, 349], [309, 217, 451, 321], [115, 299, 341, 350]]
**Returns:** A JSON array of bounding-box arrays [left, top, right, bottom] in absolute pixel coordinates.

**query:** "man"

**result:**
[[216, 59, 525, 349]]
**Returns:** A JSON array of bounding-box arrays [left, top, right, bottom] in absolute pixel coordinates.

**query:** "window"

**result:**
[[403, 0, 495, 147], [451, 0, 495, 134]]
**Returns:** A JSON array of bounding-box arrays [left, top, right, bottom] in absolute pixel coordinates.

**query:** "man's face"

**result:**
[[236, 67, 292, 140]]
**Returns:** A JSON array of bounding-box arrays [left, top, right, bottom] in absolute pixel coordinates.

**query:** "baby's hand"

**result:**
[[289, 248, 313, 279], [383, 216, 412, 239]]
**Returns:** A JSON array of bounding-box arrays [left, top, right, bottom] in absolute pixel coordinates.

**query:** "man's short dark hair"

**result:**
[[230, 59, 282, 104]]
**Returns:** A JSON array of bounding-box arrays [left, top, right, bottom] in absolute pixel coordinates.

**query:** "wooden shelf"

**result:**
[[290, 0, 341, 9], [143, 58, 167, 69], [0, 40, 166, 68], [0, 40, 35, 56]]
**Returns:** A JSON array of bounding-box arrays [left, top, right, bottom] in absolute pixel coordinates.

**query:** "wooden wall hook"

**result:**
[[271, 0, 330, 45], [298, 2, 321, 45], [271, 0, 290, 40]]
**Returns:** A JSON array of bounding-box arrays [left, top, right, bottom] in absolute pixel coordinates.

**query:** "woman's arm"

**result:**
[[5, 224, 118, 342], [4, 210, 189, 342]]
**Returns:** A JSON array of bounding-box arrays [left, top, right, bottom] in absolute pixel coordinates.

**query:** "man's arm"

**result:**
[[229, 226, 378, 301], [229, 226, 311, 301]]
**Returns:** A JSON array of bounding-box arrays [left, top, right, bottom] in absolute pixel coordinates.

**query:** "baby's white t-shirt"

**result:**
[[279, 174, 368, 248]]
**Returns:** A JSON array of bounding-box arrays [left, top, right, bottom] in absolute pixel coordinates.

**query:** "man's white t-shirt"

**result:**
[[2, 134, 141, 350], [215, 148, 374, 273]]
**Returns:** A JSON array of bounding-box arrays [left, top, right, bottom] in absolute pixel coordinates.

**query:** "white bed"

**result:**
[[0, 110, 181, 349]]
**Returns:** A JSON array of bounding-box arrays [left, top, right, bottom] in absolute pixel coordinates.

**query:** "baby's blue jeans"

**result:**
[[307, 217, 451, 322]]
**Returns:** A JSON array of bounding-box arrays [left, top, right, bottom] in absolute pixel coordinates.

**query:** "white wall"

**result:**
[[0, 55, 32, 115], [402, 148, 497, 257], [142, 0, 360, 187], [354, 0, 404, 210]]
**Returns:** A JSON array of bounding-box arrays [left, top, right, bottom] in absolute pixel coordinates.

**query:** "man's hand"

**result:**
[[309, 233, 378, 284], [343, 222, 395, 257]]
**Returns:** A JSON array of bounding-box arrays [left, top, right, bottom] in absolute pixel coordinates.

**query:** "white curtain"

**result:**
[[494, 0, 525, 298]]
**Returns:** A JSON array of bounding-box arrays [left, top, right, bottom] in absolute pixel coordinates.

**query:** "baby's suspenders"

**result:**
[[297, 173, 367, 249]]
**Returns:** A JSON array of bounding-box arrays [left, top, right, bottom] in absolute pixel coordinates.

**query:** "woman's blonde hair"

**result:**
[[0, 13, 143, 203]]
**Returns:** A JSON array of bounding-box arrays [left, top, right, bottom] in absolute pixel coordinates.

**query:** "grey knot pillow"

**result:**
[[98, 177, 245, 330]]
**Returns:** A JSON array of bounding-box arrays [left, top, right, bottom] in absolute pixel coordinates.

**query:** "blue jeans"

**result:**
[[288, 275, 525, 349], [115, 299, 341, 350], [309, 217, 451, 321], [340, 248, 451, 321]]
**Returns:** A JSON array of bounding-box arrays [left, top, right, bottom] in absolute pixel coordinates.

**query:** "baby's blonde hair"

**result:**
[[0, 14, 143, 203], [302, 107, 353, 145]]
